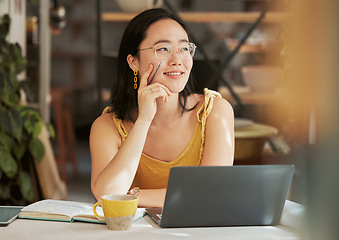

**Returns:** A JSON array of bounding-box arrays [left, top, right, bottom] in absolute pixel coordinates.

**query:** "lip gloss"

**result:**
[[148, 62, 162, 85]]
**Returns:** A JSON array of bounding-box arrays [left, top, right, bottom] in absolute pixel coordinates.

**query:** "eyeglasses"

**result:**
[[138, 42, 197, 61]]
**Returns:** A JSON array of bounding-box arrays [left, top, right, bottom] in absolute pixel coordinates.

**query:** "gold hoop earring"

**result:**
[[133, 70, 138, 89]]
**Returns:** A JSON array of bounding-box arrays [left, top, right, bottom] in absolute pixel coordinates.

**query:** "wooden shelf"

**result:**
[[221, 92, 283, 105], [219, 86, 284, 104], [101, 12, 289, 23], [225, 39, 282, 53]]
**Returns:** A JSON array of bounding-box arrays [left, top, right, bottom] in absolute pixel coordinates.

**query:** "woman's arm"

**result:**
[[200, 97, 235, 166], [90, 115, 151, 200], [137, 189, 167, 208], [90, 64, 172, 201]]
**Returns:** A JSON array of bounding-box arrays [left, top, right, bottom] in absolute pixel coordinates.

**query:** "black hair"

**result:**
[[109, 8, 197, 121]]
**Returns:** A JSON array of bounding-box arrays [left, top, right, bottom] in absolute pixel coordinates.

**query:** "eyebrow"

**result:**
[[154, 39, 189, 45]]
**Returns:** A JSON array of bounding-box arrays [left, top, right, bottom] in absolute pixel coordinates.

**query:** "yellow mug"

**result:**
[[93, 194, 139, 230]]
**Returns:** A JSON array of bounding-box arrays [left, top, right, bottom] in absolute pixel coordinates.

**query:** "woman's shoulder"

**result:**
[[91, 112, 119, 137], [211, 96, 233, 114], [207, 96, 234, 128], [92, 111, 114, 127], [203, 88, 233, 117], [90, 112, 123, 148]]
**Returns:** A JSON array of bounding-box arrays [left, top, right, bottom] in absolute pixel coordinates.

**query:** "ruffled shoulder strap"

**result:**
[[197, 88, 221, 121], [196, 88, 222, 161], [102, 107, 128, 141]]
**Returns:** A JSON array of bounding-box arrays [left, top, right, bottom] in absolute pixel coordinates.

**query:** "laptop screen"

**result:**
[[147, 165, 294, 228]]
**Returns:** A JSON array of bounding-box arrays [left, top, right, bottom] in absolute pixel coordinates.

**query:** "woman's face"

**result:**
[[132, 19, 193, 93]]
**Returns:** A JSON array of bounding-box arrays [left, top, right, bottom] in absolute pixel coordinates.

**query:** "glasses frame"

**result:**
[[138, 42, 197, 61]]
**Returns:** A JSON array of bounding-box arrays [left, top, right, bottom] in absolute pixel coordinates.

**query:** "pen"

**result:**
[[133, 212, 147, 222], [148, 62, 162, 85]]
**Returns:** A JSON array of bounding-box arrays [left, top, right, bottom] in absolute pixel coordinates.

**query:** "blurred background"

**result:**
[[22, 0, 293, 202]]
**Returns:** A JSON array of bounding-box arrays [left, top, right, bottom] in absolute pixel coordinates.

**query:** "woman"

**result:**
[[90, 8, 234, 208]]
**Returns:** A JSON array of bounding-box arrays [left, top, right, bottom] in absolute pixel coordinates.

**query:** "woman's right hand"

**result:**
[[137, 64, 172, 123]]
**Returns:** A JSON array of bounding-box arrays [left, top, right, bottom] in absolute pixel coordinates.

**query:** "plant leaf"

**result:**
[[9, 107, 23, 141], [47, 123, 55, 139], [1, 110, 12, 135], [0, 150, 18, 178], [0, 15, 10, 39], [0, 130, 12, 152], [32, 121, 42, 139], [29, 138, 45, 162], [13, 43, 27, 74], [24, 116, 33, 134], [19, 171, 33, 202], [0, 73, 19, 106], [0, 72, 7, 102], [13, 143, 26, 160], [20, 105, 41, 121]]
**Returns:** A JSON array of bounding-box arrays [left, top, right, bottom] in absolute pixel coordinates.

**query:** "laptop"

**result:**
[[146, 165, 294, 228]]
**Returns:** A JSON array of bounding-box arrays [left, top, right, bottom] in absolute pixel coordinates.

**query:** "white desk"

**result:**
[[1, 201, 302, 240]]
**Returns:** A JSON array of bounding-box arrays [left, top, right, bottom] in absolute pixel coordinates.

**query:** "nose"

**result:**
[[168, 48, 182, 65]]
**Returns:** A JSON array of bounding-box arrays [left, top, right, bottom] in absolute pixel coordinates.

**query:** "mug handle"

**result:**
[[93, 201, 105, 222], [153, 0, 163, 8]]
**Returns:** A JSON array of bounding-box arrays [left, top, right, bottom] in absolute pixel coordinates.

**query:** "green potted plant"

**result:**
[[0, 14, 46, 205]]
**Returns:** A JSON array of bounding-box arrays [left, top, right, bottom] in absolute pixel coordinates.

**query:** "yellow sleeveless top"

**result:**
[[103, 88, 221, 189]]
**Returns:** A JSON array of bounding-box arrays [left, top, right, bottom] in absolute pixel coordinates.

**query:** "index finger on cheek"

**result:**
[[139, 64, 154, 88]]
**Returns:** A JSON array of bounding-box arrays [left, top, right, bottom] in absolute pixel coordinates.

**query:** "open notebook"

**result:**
[[146, 165, 294, 228]]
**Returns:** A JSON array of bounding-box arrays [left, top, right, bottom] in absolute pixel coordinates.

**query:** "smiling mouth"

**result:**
[[164, 72, 184, 76]]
